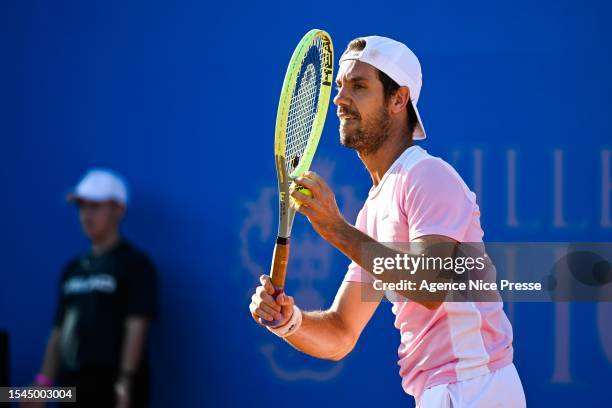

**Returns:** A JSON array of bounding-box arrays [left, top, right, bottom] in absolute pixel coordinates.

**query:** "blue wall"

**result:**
[[1, 0, 611, 406]]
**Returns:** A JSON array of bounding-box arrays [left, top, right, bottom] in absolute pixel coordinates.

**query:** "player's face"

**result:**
[[77, 200, 123, 242], [333, 60, 390, 154]]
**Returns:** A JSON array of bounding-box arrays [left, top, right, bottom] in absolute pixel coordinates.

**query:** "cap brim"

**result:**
[[411, 100, 426, 140], [65, 192, 101, 204], [65, 192, 123, 205], [65, 192, 83, 203]]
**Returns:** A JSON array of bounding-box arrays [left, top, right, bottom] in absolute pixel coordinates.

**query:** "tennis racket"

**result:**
[[264, 29, 334, 326]]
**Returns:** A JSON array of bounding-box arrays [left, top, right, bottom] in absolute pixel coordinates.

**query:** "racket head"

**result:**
[[274, 29, 334, 238]]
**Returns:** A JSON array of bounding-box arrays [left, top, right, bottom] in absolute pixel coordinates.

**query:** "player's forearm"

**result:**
[[118, 317, 150, 375], [326, 221, 446, 308], [38, 328, 61, 380], [283, 310, 356, 361]]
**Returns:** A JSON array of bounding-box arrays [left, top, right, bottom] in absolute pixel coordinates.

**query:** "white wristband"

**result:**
[[267, 305, 303, 338]]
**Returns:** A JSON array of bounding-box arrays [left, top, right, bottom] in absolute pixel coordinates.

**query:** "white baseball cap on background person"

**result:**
[[339, 35, 426, 140], [66, 168, 129, 206]]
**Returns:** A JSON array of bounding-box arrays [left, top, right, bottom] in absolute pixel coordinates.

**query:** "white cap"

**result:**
[[67, 168, 129, 206], [339, 36, 426, 140]]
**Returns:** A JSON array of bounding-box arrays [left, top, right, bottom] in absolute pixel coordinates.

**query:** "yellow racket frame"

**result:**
[[274, 29, 334, 183], [266, 30, 334, 325]]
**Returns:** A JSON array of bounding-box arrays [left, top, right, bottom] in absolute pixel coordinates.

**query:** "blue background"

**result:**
[[1, 0, 611, 406]]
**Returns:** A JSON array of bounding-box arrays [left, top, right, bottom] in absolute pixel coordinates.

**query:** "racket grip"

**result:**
[[270, 237, 290, 288], [261, 237, 290, 327]]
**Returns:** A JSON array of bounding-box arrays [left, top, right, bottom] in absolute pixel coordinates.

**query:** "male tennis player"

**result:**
[[250, 36, 525, 407]]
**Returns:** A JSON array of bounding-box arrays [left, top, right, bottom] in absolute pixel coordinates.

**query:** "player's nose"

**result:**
[[333, 87, 349, 108]]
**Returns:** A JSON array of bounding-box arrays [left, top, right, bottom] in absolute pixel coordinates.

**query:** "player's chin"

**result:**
[[339, 130, 359, 148], [340, 117, 358, 131]]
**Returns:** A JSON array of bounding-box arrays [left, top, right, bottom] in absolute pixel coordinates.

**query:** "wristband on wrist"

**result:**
[[35, 373, 54, 387], [266, 305, 303, 338]]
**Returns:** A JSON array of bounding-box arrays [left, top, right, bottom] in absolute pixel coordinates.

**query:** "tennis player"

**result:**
[[250, 36, 526, 407]]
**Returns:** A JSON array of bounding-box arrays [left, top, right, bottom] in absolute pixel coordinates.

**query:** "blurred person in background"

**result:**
[[24, 169, 159, 408]]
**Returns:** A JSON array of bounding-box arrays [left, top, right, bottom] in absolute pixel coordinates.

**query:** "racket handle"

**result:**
[[261, 237, 290, 327], [270, 237, 290, 288]]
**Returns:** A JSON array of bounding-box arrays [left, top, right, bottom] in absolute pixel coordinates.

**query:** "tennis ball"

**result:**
[[290, 182, 312, 206]]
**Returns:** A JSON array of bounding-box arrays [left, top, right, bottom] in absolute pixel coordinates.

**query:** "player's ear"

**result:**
[[389, 86, 410, 115]]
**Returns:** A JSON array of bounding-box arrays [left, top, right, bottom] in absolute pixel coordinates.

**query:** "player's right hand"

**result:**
[[249, 275, 295, 328]]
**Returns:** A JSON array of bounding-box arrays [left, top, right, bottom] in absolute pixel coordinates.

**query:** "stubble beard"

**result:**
[[339, 106, 391, 156]]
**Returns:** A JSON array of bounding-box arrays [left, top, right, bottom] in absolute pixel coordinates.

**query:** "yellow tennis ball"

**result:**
[[290, 182, 312, 206]]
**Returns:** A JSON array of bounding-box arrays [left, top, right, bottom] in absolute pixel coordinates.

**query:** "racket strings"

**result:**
[[284, 36, 325, 177]]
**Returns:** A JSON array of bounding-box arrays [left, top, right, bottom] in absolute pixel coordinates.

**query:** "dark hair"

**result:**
[[346, 38, 418, 138]]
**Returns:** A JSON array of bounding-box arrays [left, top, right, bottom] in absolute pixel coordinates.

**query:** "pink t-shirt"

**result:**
[[344, 145, 514, 399]]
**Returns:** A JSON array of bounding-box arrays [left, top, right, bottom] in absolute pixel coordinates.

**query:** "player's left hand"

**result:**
[[290, 171, 347, 241]]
